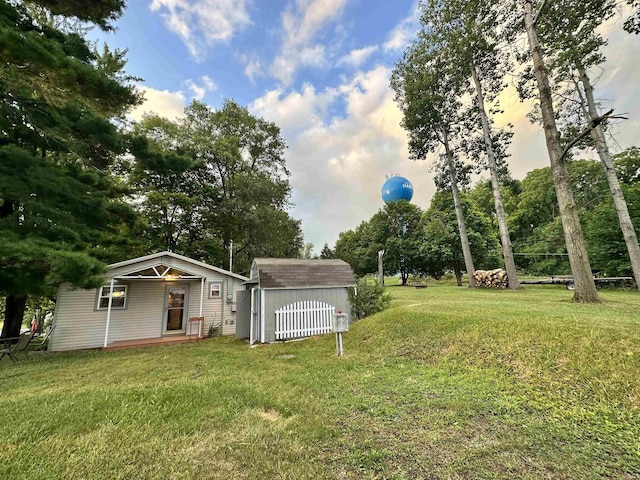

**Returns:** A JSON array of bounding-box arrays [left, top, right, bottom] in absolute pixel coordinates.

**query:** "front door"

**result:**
[[165, 286, 188, 334]]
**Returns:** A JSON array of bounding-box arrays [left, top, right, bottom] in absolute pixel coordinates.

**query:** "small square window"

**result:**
[[209, 283, 222, 299], [97, 285, 128, 310]]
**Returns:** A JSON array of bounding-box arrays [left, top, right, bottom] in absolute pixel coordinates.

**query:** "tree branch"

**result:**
[[532, 0, 549, 26], [560, 108, 627, 161]]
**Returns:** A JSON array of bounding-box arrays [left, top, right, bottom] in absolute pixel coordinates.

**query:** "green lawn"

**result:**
[[1, 285, 640, 479]]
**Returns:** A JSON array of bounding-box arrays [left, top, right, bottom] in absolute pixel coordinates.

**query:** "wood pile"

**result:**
[[473, 269, 508, 289]]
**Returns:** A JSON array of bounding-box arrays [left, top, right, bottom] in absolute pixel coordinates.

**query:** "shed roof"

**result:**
[[251, 258, 356, 289]]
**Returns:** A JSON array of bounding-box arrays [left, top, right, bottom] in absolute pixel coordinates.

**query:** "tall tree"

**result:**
[[534, 0, 640, 292], [416, 191, 501, 285], [420, 0, 520, 289], [0, 0, 141, 338], [391, 38, 477, 287], [518, 0, 599, 302], [131, 100, 303, 275], [319, 244, 334, 259], [368, 201, 423, 285]]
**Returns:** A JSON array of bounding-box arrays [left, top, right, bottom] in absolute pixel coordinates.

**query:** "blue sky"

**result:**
[[92, 1, 640, 254]]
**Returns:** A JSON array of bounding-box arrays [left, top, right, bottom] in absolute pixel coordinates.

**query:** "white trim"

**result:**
[[163, 284, 189, 335], [260, 289, 265, 343], [108, 251, 248, 281], [103, 278, 115, 348], [97, 284, 128, 310], [199, 277, 204, 317], [114, 275, 202, 280], [250, 288, 256, 345], [209, 282, 222, 299]]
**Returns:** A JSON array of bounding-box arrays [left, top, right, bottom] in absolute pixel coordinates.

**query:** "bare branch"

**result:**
[[532, 0, 549, 26], [560, 108, 628, 161]]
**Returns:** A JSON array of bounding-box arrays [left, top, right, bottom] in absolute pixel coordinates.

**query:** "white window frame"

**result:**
[[208, 282, 222, 299], [96, 284, 128, 310]]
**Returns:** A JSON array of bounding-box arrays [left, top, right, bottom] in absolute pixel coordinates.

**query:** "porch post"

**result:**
[[199, 277, 204, 317], [103, 278, 115, 348]]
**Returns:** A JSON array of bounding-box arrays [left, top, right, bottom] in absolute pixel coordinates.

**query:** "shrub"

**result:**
[[349, 277, 392, 320]]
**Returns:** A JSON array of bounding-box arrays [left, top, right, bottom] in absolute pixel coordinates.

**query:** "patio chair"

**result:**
[[0, 331, 35, 363], [31, 325, 55, 351]]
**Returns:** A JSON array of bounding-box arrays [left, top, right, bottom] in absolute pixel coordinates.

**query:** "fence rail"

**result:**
[[275, 301, 335, 340]]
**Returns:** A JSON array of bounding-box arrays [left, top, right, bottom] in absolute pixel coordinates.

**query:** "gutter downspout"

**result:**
[[103, 278, 115, 348], [260, 289, 265, 343]]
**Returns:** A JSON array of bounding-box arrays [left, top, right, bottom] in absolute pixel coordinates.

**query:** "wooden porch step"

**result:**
[[105, 335, 203, 351]]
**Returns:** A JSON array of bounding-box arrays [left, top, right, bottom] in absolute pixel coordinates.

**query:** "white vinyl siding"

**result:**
[[50, 255, 247, 351]]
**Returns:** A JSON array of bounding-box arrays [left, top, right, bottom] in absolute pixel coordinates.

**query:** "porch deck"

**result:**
[[104, 335, 203, 351]]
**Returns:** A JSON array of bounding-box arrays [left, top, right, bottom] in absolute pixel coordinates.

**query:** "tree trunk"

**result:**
[[575, 63, 640, 292], [470, 64, 520, 290], [454, 268, 463, 286], [443, 129, 476, 288], [521, 0, 599, 302], [378, 249, 385, 286], [1, 294, 28, 339]]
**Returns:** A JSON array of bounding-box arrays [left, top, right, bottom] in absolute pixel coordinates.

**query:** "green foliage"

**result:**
[[130, 100, 303, 275], [509, 151, 640, 276], [415, 191, 501, 282], [348, 277, 392, 320], [625, 0, 640, 34], [319, 243, 334, 259], [0, 0, 141, 337], [334, 202, 424, 284]]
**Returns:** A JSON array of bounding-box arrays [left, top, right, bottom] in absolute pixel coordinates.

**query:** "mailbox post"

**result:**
[[332, 311, 349, 356]]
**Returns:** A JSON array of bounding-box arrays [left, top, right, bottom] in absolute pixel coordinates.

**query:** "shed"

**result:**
[[49, 251, 248, 351], [235, 258, 356, 344]]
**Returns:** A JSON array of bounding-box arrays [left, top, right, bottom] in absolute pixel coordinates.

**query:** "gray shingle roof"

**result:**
[[251, 258, 356, 289]]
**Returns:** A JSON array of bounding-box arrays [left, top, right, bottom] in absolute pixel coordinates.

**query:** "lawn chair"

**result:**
[[31, 325, 56, 352], [0, 331, 35, 363]]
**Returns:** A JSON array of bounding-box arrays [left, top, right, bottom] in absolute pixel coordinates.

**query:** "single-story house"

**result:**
[[48, 251, 248, 352], [235, 258, 356, 344]]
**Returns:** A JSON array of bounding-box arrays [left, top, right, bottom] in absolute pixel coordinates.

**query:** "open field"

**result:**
[[1, 285, 640, 479]]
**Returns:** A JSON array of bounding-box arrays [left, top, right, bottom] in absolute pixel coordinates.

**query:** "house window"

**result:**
[[97, 285, 128, 310], [209, 282, 222, 299]]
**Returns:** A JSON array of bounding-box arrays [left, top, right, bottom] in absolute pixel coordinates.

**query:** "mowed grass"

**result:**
[[1, 286, 640, 479]]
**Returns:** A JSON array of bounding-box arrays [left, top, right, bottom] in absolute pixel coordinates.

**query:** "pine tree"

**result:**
[[0, 1, 141, 337]]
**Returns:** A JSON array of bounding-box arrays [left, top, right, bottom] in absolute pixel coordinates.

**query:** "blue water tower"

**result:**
[[381, 176, 414, 203]]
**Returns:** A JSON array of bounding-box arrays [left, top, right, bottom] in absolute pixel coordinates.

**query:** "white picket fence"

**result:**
[[274, 301, 335, 340]]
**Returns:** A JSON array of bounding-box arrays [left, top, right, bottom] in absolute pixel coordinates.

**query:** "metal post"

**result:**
[[199, 277, 204, 317], [229, 240, 233, 273], [103, 278, 115, 348], [338, 332, 344, 356]]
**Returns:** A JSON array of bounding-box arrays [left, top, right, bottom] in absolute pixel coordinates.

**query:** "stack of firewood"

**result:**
[[473, 269, 508, 289]]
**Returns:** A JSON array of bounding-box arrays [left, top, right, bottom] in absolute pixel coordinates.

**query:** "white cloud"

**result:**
[[271, 0, 349, 84], [150, 0, 251, 59], [337, 45, 378, 68], [251, 66, 436, 249], [129, 86, 186, 121], [244, 57, 263, 84], [383, 2, 420, 52], [183, 75, 218, 100]]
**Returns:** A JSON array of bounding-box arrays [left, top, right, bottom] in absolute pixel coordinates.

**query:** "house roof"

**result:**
[[108, 251, 249, 281], [251, 258, 356, 289]]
